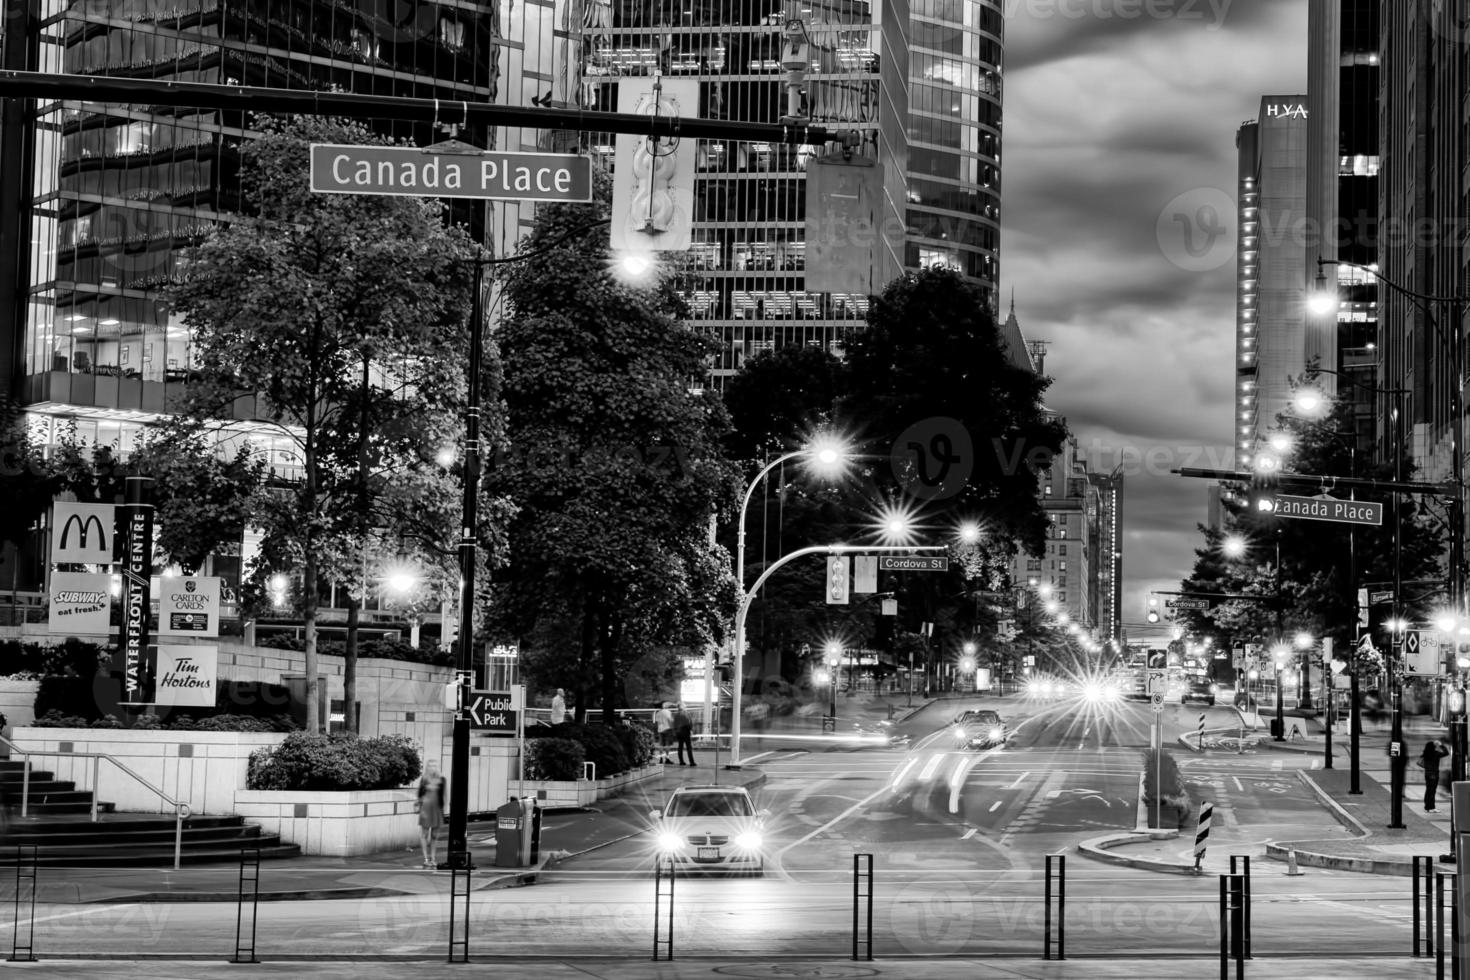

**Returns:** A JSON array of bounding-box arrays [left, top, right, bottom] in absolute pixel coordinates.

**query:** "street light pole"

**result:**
[[1389, 392, 1406, 830], [729, 543, 946, 764]]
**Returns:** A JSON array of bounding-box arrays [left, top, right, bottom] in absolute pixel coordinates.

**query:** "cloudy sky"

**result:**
[[999, 0, 1309, 640]]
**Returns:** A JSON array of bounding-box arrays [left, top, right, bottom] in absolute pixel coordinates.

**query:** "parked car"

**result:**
[[950, 709, 1009, 749], [649, 785, 768, 875], [1182, 680, 1217, 707]]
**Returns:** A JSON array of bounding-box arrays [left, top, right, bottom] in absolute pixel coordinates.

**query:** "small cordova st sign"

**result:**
[[309, 144, 594, 202], [1273, 494, 1383, 526]]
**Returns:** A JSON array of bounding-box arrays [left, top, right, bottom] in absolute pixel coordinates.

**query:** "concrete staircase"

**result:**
[[0, 759, 300, 866]]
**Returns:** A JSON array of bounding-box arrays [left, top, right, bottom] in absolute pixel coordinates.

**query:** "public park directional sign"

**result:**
[[1273, 494, 1383, 526], [467, 690, 518, 736], [309, 143, 593, 202]]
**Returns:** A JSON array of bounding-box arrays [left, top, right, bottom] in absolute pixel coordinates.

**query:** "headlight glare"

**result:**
[[734, 831, 762, 851], [657, 831, 684, 852]]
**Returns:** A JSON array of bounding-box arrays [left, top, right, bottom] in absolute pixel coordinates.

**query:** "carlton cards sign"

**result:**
[[310, 144, 593, 202], [158, 576, 221, 638]]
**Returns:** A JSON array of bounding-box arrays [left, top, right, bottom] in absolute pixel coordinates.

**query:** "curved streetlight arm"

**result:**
[[729, 543, 947, 767], [1317, 256, 1467, 307], [737, 450, 813, 564]]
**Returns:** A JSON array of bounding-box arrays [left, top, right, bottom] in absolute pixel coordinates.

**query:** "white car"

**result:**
[[649, 785, 768, 875]]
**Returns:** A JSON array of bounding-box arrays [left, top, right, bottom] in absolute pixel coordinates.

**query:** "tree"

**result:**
[[722, 345, 846, 459], [487, 192, 741, 724], [1179, 370, 1442, 680], [163, 115, 482, 732]]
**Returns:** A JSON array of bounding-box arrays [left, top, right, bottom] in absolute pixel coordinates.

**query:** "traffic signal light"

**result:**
[[1146, 596, 1160, 623], [1450, 687, 1466, 716], [1248, 466, 1278, 515]]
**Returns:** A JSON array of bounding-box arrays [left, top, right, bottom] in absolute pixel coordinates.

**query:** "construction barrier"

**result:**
[[1194, 800, 1214, 871]]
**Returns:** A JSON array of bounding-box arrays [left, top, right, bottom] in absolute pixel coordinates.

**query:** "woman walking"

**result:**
[[417, 765, 447, 867]]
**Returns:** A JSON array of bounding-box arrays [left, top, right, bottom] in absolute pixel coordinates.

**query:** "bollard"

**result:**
[[852, 853, 874, 961], [1043, 854, 1065, 961], [652, 856, 675, 961], [447, 849, 472, 963], [1435, 870, 1459, 980], [8, 845, 37, 963], [1219, 872, 1246, 980], [230, 847, 260, 965], [1416, 854, 1435, 958], [1283, 848, 1304, 876], [1228, 855, 1252, 959]]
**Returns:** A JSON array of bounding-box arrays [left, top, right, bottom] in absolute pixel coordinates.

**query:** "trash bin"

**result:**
[[1269, 718, 1284, 739], [494, 798, 542, 868]]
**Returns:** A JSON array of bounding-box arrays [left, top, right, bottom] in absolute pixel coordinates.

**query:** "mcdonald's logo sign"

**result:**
[[51, 501, 115, 564]]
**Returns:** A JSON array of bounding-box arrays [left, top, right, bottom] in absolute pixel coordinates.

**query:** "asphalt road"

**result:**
[[2, 692, 1416, 961]]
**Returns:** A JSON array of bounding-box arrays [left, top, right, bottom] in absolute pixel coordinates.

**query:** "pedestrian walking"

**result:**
[[550, 688, 566, 725], [417, 765, 447, 867], [1420, 737, 1452, 812], [673, 702, 696, 766], [654, 702, 675, 764]]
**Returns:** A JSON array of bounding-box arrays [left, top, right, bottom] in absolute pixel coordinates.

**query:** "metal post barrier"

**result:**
[[1417, 854, 1435, 957], [653, 857, 674, 961], [8, 845, 37, 963], [447, 849, 471, 963], [852, 853, 874, 961], [230, 847, 260, 964], [1229, 854, 1252, 958], [1436, 870, 1459, 980], [1043, 854, 1065, 960], [1219, 872, 1245, 980]]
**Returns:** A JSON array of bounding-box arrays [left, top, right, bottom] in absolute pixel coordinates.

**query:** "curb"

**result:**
[[85, 863, 551, 905], [1262, 769, 1443, 876], [1077, 831, 1199, 876]]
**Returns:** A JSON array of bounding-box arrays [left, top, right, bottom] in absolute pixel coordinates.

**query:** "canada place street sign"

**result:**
[[310, 144, 593, 202], [1273, 494, 1383, 527]]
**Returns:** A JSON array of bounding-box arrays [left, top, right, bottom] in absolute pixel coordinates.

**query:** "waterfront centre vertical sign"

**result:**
[[115, 477, 155, 704]]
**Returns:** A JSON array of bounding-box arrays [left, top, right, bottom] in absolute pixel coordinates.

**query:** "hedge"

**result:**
[[524, 738, 586, 781], [246, 732, 421, 791], [255, 633, 453, 667], [32, 674, 298, 731]]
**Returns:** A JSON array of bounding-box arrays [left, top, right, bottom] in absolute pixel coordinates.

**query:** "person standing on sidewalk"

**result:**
[[1420, 737, 1452, 812], [550, 688, 567, 725], [673, 702, 696, 766], [654, 702, 675, 764], [417, 765, 447, 867]]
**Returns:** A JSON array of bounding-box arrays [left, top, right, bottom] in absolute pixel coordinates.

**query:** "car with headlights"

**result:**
[[1182, 679, 1217, 706], [951, 709, 1009, 749], [648, 785, 768, 875]]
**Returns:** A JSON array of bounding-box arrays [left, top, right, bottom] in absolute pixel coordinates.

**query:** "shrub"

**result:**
[[1142, 748, 1192, 827], [246, 731, 422, 792], [33, 709, 92, 728], [612, 722, 656, 769], [541, 722, 630, 776], [193, 714, 274, 732], [132, 713, 163, 729], [524, 737, 586, 780], [90, 714, 124, 728]]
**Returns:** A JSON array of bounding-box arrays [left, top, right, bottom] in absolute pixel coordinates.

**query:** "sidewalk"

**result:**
[[0, 955, 1443, 978], [9, 763, 768, 905], [1094, 709, 1461, 876]]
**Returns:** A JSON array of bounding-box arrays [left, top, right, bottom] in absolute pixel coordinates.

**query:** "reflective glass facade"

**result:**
[[15, 0, 500, 450], [904, 0, 999, 308]]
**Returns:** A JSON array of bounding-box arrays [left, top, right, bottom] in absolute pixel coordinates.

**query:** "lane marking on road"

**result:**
[[961, 827, 979, 839], [1009, 771, 1031, 789], [2, 903, 135, 928], [1233, 776, 1244, 792], [989, 801, 1002, 813]]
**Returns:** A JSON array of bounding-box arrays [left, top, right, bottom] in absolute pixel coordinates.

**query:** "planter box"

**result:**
[[10, 727, 284, 816], [522, 763, 664, 808], [0, 679, 40, 730], [234, 788, 419, 856]]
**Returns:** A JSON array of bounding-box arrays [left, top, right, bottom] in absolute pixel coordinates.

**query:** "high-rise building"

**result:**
[[1233, 95, 1310, 466], [904, 0, 1002, 310], [1088, 467, 1123, 648], [1010, 431, 1101, 636], [1305, 0, 1379, 455], [0, 0, 500, 467], [1378, 4, 1465, 491]]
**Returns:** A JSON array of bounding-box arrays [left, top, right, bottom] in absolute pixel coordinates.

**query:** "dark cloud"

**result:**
[[1001, 0, 1308, 626]]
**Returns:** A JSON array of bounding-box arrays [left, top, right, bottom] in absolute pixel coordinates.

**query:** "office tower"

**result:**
[[1234, 96, 1309, 466], [1089, 467, 1123, 648], [1, 0, 500, 465], [1379, 3, 1465, 487], [1305, 0, 1379, 455]]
